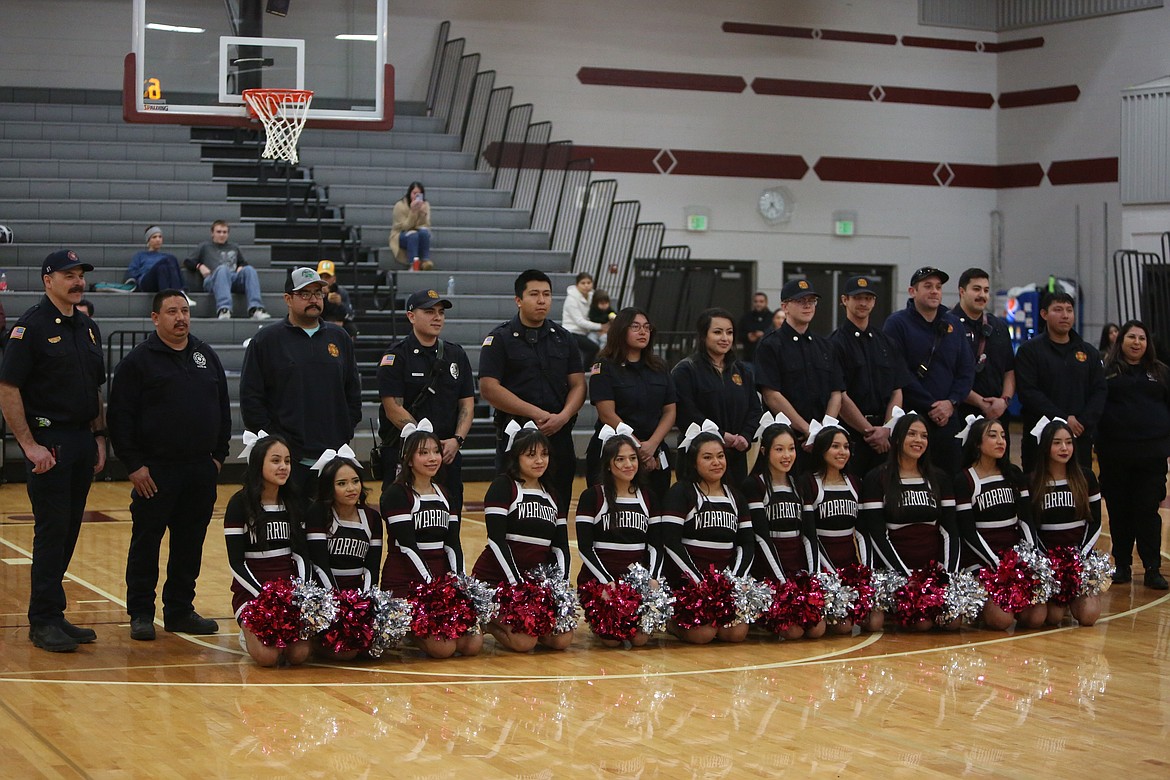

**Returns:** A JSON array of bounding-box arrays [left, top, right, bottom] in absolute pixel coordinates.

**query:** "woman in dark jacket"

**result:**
[[1096, 320, 1170, 589]]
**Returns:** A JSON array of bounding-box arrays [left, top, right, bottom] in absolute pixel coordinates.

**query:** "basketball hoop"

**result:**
[[242, 88, 314, 165]]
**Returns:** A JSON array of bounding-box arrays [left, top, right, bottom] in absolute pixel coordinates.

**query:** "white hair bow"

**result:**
[[806, 415, 840, 442], [401, 418, 434, 440], [504, 419, 538, 451], [238, 429, 269, 460], [954, 414, 984, 445], [310, 443, 358, 473], [680, 419, 722, 451], [754, 411, 792, 441], [1030, 415, 1068, 443], [598, 422, 637, 445], [883, 405, 906, 431]]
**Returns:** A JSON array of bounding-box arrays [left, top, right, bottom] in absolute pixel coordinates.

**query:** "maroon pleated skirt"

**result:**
[[471, 541, 555, 586], [663, 544, 735, 590], [1040, 526, 1084, 551], [381, 547, 451, 597], [960, 525, 1023, 569], [231, 556, 297, 619], [889, 524, 944, 571], [576, 548, 648, 588], [819, 535, 861, 570]]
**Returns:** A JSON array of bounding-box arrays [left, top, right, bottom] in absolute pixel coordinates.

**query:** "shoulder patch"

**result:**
[[10, 326, 25, 340], [590, 362, 602, 376], [482, 335, 494, 347], [380, 353, 395, 367]]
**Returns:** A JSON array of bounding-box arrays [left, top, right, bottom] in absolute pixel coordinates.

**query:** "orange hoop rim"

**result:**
[[241, 88, 314, 118]]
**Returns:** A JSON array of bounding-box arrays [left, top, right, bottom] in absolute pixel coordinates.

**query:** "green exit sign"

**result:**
[[835, 219, 855, 236], [687, 214, 709, 232]]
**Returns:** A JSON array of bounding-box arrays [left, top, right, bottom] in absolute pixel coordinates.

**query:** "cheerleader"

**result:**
[[743, 415, 824, 639], [954, 416, 1045, 630], [861, 412, 961, 631], [471, 424, 574, 652], [224, 434, 313, 667], [1029, 417, 1103, 627], [575, 425, 662, 646], [661, 421, 754, 644], [305, 448, 384, 659]]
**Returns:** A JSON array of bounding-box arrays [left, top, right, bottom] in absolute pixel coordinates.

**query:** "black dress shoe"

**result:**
[[164, 611, 219, 635], [29, 623, 79, 653], [59, 618, 97, 644], [130, 616, 157, 641], [1145, 569, 1169, 590], [1113, 565, 1132, 584]]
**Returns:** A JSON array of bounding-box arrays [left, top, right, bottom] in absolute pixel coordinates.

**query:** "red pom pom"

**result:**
[[579, 579, 642, 641], [240, 578, 303, 648], [760, 573, 825, 633], [673, 566, 738, 629], [410, 575, 478, 640], [893, 566, 948, 628], [1047, 546, 1084, 607], [839, 563, 875, 623], [319, 589, 376, 654], [496, 580, 555, 637], [979, 549, 1038, 613]]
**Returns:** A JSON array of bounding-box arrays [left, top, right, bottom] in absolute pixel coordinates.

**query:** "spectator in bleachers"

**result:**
[[562, 272, 606, 366], [390, 182, 433, 271], [587, 290, 614, 347], [316, 259, 355, 336], [76, 299, 94, 318], [737, 291, 772, 367], [185, 220, 270, 321], [127, 227, 188, 297]]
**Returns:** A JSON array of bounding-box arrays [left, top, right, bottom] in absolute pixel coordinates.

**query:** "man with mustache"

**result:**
[[107, 290, 229, 640], [952, 268, 1015, 431], [0, 250, 106, 652], [239, 267, 362, 499]]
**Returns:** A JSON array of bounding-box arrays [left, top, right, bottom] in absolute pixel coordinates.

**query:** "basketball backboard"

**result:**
[[125, 0, 392, 130]]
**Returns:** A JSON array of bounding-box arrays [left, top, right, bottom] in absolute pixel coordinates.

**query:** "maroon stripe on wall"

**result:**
[[752, 78, 993, 109], [1047, 157, 1118, 185], [722, 21, 897, 45], [985, 38, 1045, 52], [577, 67, 747, 93], [814, 157, 1044, 188], [998, 85, 1080, 108], [901, 35, 981, 52], [570, 145, 809, 179]]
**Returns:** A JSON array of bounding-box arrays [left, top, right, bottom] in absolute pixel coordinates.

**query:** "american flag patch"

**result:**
[[10, 326, 25, 340], [590, 362, 602, 376], [482, 335, 494, 346], [380, 354, 395, 366]]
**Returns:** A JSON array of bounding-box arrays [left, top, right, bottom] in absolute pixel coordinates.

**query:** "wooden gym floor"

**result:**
[[1, 477, 1168, 778]]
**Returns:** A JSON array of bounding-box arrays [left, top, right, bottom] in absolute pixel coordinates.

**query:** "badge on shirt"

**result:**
[[193, 351, 207, 369], [946, 324, 954, 334], [482, 335, 494, 347], [1075, 351, 1087, 362], [328, 343, 340, 358], [590, 362, 602, 376], [732, 372, 743, 386], [380, 354, 395, 366], [449, 362, 460, 380], [10, 326, 24, 340], [48, 336, 62, 344]]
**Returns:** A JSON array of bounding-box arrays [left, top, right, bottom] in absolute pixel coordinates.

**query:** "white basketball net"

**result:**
[[242, 89, 314, 165]]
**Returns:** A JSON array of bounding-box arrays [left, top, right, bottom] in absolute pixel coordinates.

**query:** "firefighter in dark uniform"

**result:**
[[0, 250, 106, 652], [239, 267, 362, 500], [108, 289, 230, 641], [378, 289, 475, 516], [754, 278, 845, 447], [830, 275, 912, 478], [952, 268, 1016, 430], [478, 269, 585, 516]]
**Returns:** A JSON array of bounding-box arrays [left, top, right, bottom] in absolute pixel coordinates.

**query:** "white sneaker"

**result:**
[[249, 307, 271, 321], [183, 293, 198, 309], [217, 308, 231, 320]]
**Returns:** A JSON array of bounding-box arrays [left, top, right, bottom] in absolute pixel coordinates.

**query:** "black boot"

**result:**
[[1144, 569, 1169, 590], [1113, 565, 1131, 584]]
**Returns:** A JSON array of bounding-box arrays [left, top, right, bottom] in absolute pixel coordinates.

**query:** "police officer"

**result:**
[[952, 268, 1015, 426], [378, 288, 474, 515], [108, 289, 229, 641], [883, 266, 975, 475], [754, 278, 844, 438], [830, 275, 912, 478], [478, 269, 585, 515], [239, 267, 362, 500], [0, 250, 106, 652]]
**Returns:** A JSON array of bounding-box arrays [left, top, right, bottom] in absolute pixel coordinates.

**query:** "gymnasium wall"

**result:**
[[2, 1, 1169, 329]]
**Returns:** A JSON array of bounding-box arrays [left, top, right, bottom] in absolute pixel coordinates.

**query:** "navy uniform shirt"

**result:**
[[1014, 331, 1106, 436], [0, 295, 104, 428], [588, 357, 676, 440], [478, 315, 582, 418], [829, 321, 912, 420], [753, 322, 846, 423], [671, 354, 762, 442], [737, 308, 772, 362], [239, 317, 362, 459], [377, 332, 474, 443], [951, 305, 1014, 407], [882, 301, 975, 414]]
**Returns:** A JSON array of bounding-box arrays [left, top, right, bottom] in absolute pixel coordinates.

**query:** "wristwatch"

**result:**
[[454, 435, 465, 448]]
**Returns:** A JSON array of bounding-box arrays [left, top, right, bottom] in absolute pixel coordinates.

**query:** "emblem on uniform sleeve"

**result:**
[[380, 354, 395, 366], [482, 335, 494, 346], [48, 336, 62, 344], [193, 351, 207, 368], [1075, 351, 1087, 362], [328, 342, 340, 358], [88, 328, 96, 344], [590, 362, 602, 376], [732, 372, 743, 385], [10, 326, 24, 340], [449, 362, 459, 379]]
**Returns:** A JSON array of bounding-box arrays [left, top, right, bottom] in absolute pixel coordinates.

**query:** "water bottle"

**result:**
[[0, 271, 8, 292], [446, 276, 456, 296]]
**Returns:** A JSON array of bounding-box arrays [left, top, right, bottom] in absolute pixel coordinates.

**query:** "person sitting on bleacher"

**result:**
[[184, 220, 270, 321], [125, 227, 191, 300]]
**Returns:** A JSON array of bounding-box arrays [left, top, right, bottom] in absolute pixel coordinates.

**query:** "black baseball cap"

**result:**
[[43, 249, 94, 276], [842, 275, 877, 296], [781, 277, 819, 301], [910, 266, 949, 285], [406, 289, 453, 311]]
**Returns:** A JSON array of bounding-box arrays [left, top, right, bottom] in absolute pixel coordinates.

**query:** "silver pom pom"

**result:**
[[816, 569, 859, 625], [938, 570, 988, 624], [1012, 542, 1057, 603], [1079, 549, 1114, 596], [292, 577, 338, 638], [529, 563, 580, 634], [455, 573, 499, 629], [722, 568, 774, 625], [365, 589, 414, 658], [622, 563, 674, 635], [871, 569, 908, 613]]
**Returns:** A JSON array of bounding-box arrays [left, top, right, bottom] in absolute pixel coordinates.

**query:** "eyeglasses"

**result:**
[[629, 323, 654, 333], [292, 290, 326, 300]]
